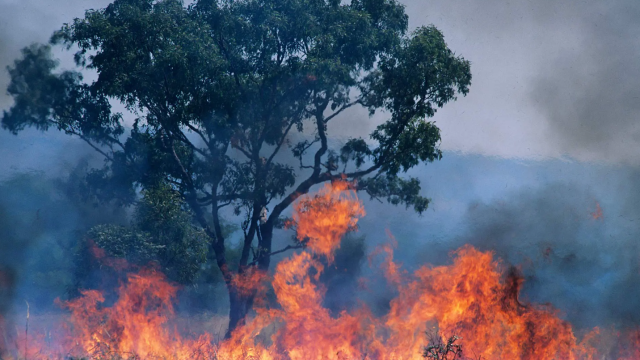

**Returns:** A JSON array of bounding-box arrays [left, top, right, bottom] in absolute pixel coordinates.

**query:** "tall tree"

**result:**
[[2, 0, 471, 336]]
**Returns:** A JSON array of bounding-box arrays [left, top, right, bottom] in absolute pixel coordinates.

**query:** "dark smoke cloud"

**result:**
[[395, 0, 640, 162], [529, 1, 640, 162], [451, 180, 640, 329]]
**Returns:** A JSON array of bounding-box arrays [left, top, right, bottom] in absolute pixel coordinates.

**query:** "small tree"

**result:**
[[2, 0, 471, 336], [77, 183, 209, 287], [423, 332, 465, 360]]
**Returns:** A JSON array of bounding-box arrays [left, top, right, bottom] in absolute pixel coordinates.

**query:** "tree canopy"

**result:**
[[2, 0, 471, 336]]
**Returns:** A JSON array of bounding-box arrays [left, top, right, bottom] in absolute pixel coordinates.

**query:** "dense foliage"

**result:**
[[78, 184, 208, 285]]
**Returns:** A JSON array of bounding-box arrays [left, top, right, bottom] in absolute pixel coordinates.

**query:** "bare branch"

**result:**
[[232, 141, 253, 160], [217, 200, 233, 209], [239, 206, 261, 268], [75, 134, 114, 162], [248, 244, 304, 266], [266, 118, 296, 166], [185, 122, 211, 148], [269, 97, 332, 222], [324, 99, 361, 123]]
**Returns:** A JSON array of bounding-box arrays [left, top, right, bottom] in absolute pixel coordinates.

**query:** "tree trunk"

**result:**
[[226, 286, 250, 339], [257, 222, 273, 271], [223, 223, 274, 338]]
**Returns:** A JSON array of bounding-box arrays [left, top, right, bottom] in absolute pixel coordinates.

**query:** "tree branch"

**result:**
[[239, 205, 260, 268], [232, 141, 253, 160], [324, 99, 361, 123], [48, 116, 120, 161], [184, 122, 212, 151], [248, 244, 304, 266], [269, 98, 332, 223], [74, 133, 115, 162], [266, 118, 296, 166]]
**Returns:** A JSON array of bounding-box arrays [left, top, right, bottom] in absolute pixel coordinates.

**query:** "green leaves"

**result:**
[[85, 183, 209, 284], [358, 174, 430, 214], [364, 26, 471, 118], [340, 138, 372, 169], [2, 44, 124, 146], [53, 0, 232, 117], [372, 116, 443, 175]]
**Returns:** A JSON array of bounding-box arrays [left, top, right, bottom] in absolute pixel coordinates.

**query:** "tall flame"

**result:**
[[291, 181, 365, 261], [15, 268, 215, 360]]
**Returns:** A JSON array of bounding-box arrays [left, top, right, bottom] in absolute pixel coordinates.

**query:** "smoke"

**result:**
[[0, 0, 120, 177], [529, 1, 640, 163], [0, 1, 112, 109], [0, 167, 129, 323], [388, 0, 640, 163], [325, 153, 640, 331], [452, 184, 601, 328], [447, 179, 640, 329]]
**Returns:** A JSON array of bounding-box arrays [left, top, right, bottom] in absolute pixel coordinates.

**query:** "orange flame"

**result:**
[[368, 231, 405, 286], [5, 182, 640, 359], [290, 181, 365, 261], [383, 246, 587, 359], [16, 269, 215, 360], [231, 268, 268, 298]]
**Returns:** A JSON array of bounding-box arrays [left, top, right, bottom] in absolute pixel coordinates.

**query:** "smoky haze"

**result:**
[[0, 0, 112, 109], [5, 0, 640, 162], [3, 0, 640, 339], [348, 157, 640, 330], [528, 1, 640, 163], [454, 183, 623, 329], [395, 0, 640, 163]]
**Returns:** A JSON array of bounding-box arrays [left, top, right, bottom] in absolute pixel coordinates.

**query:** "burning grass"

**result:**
[[1, 182, 639, 359]]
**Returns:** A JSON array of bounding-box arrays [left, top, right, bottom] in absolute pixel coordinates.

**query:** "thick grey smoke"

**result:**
[[452, 180, 640, 329], [395, 0, 640, 163], [528, 1, 640, 163]]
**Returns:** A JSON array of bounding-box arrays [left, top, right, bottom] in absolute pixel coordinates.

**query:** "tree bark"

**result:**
[[257, 222, 273, 271], [223, 222, 274, 338], [226, 286, 250, 339]]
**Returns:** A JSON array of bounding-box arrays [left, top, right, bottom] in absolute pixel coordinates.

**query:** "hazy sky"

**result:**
[[408, 0, 640, 163], [342, 0, 640, 163], [3, 0, 640, 164]]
